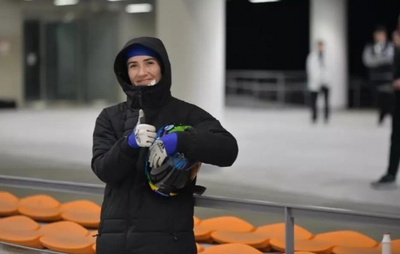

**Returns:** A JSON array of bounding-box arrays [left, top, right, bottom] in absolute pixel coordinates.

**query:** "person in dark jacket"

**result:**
[[91, 36, 238, 254], [371, 25, 400, 188], [362, 25, 395, 125]]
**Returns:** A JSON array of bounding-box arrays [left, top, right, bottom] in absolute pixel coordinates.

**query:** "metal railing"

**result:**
[[1, 174, 400, 253], [0, 241, 63, 254], [226, 70, 308, 106]]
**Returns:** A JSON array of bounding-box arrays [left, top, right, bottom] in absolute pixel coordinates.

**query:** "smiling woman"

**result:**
[[125, 44, 162, 86], [127, 56, 160, 86], [92, 36, 238, 254]]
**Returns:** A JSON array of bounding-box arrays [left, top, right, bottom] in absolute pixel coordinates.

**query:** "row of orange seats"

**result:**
[[194, 211, 400, 253], [0, 191, 100, 228], [0, 191, 100, 253], [1, 191, 400, 254], [0, 215, 97, 253]]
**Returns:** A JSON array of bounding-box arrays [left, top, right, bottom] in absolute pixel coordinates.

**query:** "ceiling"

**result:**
[[17, 0, 155, 19]]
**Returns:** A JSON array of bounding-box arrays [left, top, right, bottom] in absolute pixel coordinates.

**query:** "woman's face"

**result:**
[[127, 55, 162, 86]]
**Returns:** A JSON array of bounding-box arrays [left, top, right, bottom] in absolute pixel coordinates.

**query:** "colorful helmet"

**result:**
[[145, 124, 199, 197]]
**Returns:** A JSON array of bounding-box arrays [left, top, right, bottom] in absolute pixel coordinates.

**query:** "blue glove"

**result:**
[[161, 133, 178, 155], [148, 133, 178, 168]]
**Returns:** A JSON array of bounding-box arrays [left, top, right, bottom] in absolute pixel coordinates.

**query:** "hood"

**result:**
[[114, 36, 172, 109]]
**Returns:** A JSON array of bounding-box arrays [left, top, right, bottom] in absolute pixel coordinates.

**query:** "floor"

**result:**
[[0, 96, 399, 253]]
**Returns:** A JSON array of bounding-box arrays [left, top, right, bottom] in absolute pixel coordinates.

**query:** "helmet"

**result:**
[[145, 124, 199, 197]]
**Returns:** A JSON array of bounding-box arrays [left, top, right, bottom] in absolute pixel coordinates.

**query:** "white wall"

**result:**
[[156, 0, 225, 119], [0, 0, 23, 106], [310, 0, 347, 109]]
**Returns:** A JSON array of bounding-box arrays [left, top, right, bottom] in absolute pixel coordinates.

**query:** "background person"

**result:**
[[362, 25, 395, 125], [306, 40, 330, 123], [371, 22, 400, 188]]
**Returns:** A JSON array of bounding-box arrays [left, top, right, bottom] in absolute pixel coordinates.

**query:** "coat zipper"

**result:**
[[138, 87, 143, 110]]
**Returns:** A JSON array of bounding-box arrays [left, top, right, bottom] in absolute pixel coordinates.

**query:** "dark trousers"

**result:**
[[387, 91, 400, 177], [310, 86, 330, 122], [376, 85, 394, 124]]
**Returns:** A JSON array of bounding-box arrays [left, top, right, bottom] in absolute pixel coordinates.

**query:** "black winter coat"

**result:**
[[91, 37, 238, 254]]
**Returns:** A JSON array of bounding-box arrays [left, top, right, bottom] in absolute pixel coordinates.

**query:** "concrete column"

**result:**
[[310, 0, 347, 109], [156, 0, 225, 119]]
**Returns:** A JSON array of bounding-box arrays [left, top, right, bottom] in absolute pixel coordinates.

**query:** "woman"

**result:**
[[91, 36, 238, 253]]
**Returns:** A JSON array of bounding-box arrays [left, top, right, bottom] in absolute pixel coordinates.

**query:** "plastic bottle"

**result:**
[[382, 232, 391, 254]]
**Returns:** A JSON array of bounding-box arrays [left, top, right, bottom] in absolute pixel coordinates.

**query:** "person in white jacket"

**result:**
[[306, 40, 330, 123]]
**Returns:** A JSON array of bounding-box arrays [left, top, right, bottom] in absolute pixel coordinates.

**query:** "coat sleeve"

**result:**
[[306, 53, 312, 77], [175, 105, 238, 167], [91, 109, 140, 185], [306, 53, 317, 91], [394, 49, 400, 80], [362, 43, 394, 68]]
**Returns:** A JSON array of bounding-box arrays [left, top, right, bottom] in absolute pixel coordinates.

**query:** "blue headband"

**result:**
[[125, 44, 160, 62]]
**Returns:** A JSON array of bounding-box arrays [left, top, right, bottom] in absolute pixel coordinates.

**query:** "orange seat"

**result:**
[[0, 191, 19, 216], [255, 223, 313, 240], [18, 194, 61, 221], [39, 221, 89, 237], [0, 215, 43, 248], [201, 243, 263, 254], [194, 215, 201, 225], [92, 243, 96, 253], [195, 216, 254, 243], [39, 221, 95, 254], [0, 215, 40, 231], [332, 246, 379, 254], [197, 216, 255, 233], [270, 238, 333, 254], [211, 231, 270, 250], [333, 239, 400, 254], [389, 239, 400, 252], [194, 224, 213, 243], [313, 230, 378, 248], [60, 200, 101, 228]]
